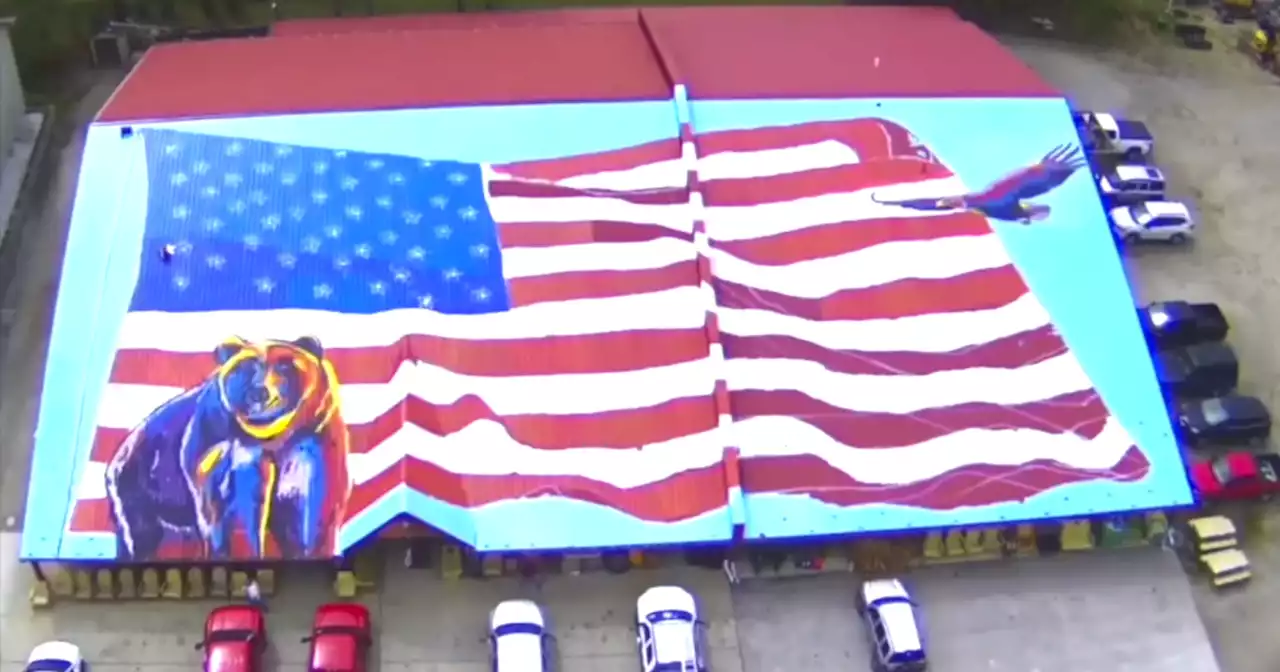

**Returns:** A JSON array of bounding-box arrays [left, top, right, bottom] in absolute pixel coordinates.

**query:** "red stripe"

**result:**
[[702, 160, 952, 207], [110, 328, 711, 387], [497, 221, 693, 248], [713, 212, 991, 266], [741, 445, 1151, 510], [722, 324, 1067, 376], [715, 265, 1029, 321], [68, 457, 730, 534], [488, 178, 688, 206], [731, 389, 1112, 450], [508, 261, 697, 306], [695, 119, 932, 164], [89, 393, 719, 464], [496, 137, 679, 182]]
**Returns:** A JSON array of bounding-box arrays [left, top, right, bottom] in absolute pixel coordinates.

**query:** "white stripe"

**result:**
[[717, 292, 1051, 354], [504, 141, 864, 192], [726, 352, 1092, 415], [502, 237, 695, 280], [711, 234, 1010, 299], [705, 176, 967, 243], [112, 287, 709, 352], [95, 357, 718, 430], [72, 413, 1137, 501]]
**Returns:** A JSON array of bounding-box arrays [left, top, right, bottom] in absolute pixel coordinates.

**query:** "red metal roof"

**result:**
[[98, 6, 1057, 123]]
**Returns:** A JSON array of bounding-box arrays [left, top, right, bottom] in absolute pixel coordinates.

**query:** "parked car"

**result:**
[[23, 642, 85, 672], [1139, 301, 1229, 350], [1154, 342, 1238, 398], [1109, 200, 1194, 244], [302, 603, 372, 672], [1073, 110, 1154, 160], [1189, 451, 1280, 501], [1097, 164, 1167, 204], [858, 579, 927, 672], [196, 605, 266, 672], [1176, 394, 1272, 447], [636, 586, 708, 672], [489, 599, 553, 672]]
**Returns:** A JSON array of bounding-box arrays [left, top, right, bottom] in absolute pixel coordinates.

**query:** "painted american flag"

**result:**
[[65, 119, 1149, 555]]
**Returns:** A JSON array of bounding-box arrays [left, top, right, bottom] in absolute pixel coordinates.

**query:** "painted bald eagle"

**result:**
[[871, 144, 1087, 223]]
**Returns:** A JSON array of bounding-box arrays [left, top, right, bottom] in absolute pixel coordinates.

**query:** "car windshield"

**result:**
[[207, 628, 256, 643], [1201, 398, 1230, 427], [493, 623, 542, 637], [1210, 457, 1236, 485], [24, 660, 74, 672], [1130, 204, 1153, 224]]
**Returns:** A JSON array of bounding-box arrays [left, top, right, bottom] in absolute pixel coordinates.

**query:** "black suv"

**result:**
[[1155, 342, 1238, 399], [1176, 395, 1272, 447], [1140, 301, 1228, 350]]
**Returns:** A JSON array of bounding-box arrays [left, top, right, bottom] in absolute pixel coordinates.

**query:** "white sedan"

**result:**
[[1110, 200, 1194, 244], [636, 586, 709, 672], [24, 641, 84, 672], [489, 599, 553, 672]]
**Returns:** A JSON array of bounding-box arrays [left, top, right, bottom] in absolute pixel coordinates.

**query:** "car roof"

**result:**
[[637, 586, 697, 619], [862, 578, 910, 605], [1114, 164, 1163, 181], [494, 632, 544, 672], [1139, 201, 1189, 218], [1214, 394, 1269, 417], [207, 605, 262, 633], [492, 600, 545, 629], [1091, 112, 1118, 129], [879, 601, 923, 652]]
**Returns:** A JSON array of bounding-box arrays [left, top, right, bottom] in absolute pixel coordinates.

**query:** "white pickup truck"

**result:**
[[1073, 110, 1155, 161]]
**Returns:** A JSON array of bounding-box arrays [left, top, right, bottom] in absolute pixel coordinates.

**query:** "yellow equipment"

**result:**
[[1201, 548, 1252, 588]]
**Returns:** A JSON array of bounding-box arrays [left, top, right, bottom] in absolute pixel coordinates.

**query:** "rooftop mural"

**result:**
[[22, 96, 1193, 561]]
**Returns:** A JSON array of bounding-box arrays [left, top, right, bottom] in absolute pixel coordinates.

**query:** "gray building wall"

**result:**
[[0, 18, 25, 178]]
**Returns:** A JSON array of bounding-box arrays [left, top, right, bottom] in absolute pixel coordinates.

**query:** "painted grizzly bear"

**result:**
[[105, 336, 351, 560]]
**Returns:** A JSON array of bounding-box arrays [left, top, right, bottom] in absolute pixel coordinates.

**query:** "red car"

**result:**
[[195, 605, 266, 672], [302, 603, 373, 672], [1189, 451, 1280, 501]]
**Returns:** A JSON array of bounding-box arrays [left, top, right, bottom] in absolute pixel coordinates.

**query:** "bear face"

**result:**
[[214, 336, 327, 440]]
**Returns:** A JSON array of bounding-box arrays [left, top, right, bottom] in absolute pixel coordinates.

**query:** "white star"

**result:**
[[434, 225, 452, 239], [274, 145, 293, 157], [225, 142, 243, 157], [228, 200, 247, 214], [224, 173, 243, 187], [172, 205, 190, 219], [243, 234, 261, 250], [388, 173, 406, 185], [420, 160, 433, 168], [333, 255, 351, 270], [277, 252, 297, 269], [313, 284, 333, 299], [200, 185, 219, 198], [392, 267, 411, 283], [205, 254, 226, 269], [447, 172, 468, 185], [470, 243, 490, 258], [429, 196, 448, 209], [471, 287, 492, 302], [175, 240, 194, 255], [340, 176, 359, 191], [312, 190, 329, 204], [254, 277, 275, 293], [333, 150, 348, 159], [365, 159, 384, 170], [172, 275, 190, 290], [369, 281, 387, 296], [261, 214, 282, 230], [376, 196, 393, 209], [418, 294, 434, 308], [354, 243, 373, 259], [164, 143, 181, 156], [324, 225, 343, 239], [458, 206, 478, 221], [204, 217, 224, 232], [442, 267, 462, 281], [379, 230, 398, 245], [407, 246, 426, 261], [249, 190, 268, 206], [192, 160, 211, 175], [280, 172, 298, 186], [169, 172, 189, 186], [345, 205, 363, 220], [288, 206, 306, 221], [312, 160, 329, 175], [301, 236, 322, 253], [402, 210, 422, 225]]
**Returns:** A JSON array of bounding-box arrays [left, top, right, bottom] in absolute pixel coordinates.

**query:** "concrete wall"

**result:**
[[0, 18, 24, 177]]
